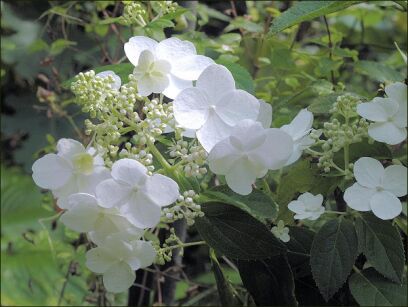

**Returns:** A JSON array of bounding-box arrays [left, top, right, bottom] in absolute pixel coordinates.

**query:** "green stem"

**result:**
[[344, 118, 350, 171], [262, 178, 272, 196], [162, 240, 206, 252], [146, 138, 172, 173], [325, 210, 347, 215]]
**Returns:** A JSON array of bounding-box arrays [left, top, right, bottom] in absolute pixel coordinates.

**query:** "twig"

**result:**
[[57, 261, 74, 306]]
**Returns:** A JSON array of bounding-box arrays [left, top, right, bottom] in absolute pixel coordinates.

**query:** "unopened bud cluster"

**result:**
[[157, 1, 178, 14], [121, 1, 147, 26], [154, 228, 182, 265], [161, 190, 204, 225], [169, 140, 208, 177]]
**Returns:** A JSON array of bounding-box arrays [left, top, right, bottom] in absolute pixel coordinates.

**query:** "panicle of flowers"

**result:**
[[121, 1, 147, 26], [168, 140, 208, 178], [161, 190, 204, 226], [156, 1, 178, 14]]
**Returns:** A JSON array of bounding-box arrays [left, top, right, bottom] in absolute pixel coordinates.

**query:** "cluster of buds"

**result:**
[[121, 1, 147, 26], [169, 140, 208, 177], [161, 190, 204, 225], [156, 1, 178, 14], [154, 228, 183, 265]]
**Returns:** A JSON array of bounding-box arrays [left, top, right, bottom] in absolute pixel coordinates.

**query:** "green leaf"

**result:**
[[269, 1, 361, 35], [195, 203, 286, 260], [49, 39, 77, 56], [355, 214, 405, 283], [286, 226, 315, 278], [200, 185, 278, 221], [333, 141, 392, 166], [61, 63, 134, 89], [216, 59, 255, 94], [355, 60, 405, 82], [308, 92, 344, 114], [310, 218, 358, 301], [349, 268, 407, 306], [237, 255, 298, 306]]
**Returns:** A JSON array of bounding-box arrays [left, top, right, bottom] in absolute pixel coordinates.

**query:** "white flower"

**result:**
[[208, 119, 293, 195], [60, 193, 143, 245], [96, 159, 179, 228], [86, 233, 156, 293], [288, 192, 325, 220], [271, 220, 290, 242], [280, 109, 315, 166], [344, 157, 407, 220], [124, 36, 214, 98], [357, 82, 407, 145], [96, 70, 121, 90], [257, 99, 273, 128], [32, 138, 110, 209], [173, 64, 260, 152]]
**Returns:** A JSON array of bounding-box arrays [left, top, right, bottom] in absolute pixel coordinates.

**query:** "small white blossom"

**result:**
[[344, 157, 407, 220], [208, 120, 293, 195], [357, 82, 407, 145], [96, 159, 179, 228], [288, 192, 325, 220], [86, 233, 156, 293], [32, 138, 110, 209], [280, 109, 315, 166], [124, 36, 214, 98], [271, 220, 290, 242], [173, 64, 261, 152]]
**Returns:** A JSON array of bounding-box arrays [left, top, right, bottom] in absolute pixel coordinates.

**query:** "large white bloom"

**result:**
[[288, 192, 325, 220], [60, 193, 143, 245], [208, 120, 293, 195], [280, 109, 315, 166], [357, 82, 407, 145], [173, 64, 260, 152], [344, 157, 407, 220], [86, 233, 156, 293], [96, 159, 179, 228], [32, 138, 110, 209], [124, 36, 214, 98]]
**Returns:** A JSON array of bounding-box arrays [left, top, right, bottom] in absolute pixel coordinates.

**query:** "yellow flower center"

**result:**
[[73, 153, 94, 175]]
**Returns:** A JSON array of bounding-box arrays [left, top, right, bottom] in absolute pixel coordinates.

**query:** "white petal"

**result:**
[[196, 64, 235, 101], [383, 165, 407, 197], [103, 261, 135, 293], [215, 90, 259, 126], [77, 168, 111, 194], [111, 159, 148, 186], [86, 247, 115, 274], [171, 55, 214, 80], [357, 98, 399, 122], [370, 191, 402, 220], [208, 139, 241, 175], [96, 179, 132, 208], [57, 138, 85, 160], [280, 109, 313, 141], [385, 82, 407, 105], [96, 71, 121, 90], [257, 100, 272, 128], [129, 241, 156, 269], [343, 183, 374, 211], [173, 87, 210, 130], [280, 233, 290, 242], [294, 212, 313, 220], [60, 193, 100, 232], [354, 157, 384, 188], [143, 174, 179, 207], [120, 193, 161, 228], [299, 193, 323, 210], [162, 73, 192, 99], [32, 154, 72, 190], [284, 146, 303, 166], [228, 120, 266, 151], [288, 200, 306, 214], [257, 128, 293, 170], [368, 122, 407, 145], [139, 74, 169, 96], [156, 37, 196, 61], [124, 36, 158, 66], [225, 158, 257, 195], [196, 113, 234, 152]]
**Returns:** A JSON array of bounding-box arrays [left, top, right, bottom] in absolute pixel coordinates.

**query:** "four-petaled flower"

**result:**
[[271, 220, 290, 243], [86, 233, 156, 293], [32, 138, 110, 209], [124, 36, 214, 98], [344, 157, 407, 220], [96, 159, 179, 228], [173, 64, 261, 152], [208, 119, 293, 195], [288, 192, 325, 220], [357, 82, 407, 145]]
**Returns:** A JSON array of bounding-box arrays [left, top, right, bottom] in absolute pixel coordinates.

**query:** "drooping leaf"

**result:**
[[349, 268, 407, 306], [355, 214, 405, 283], [310, 218, 358, 301], [200, 185, 278, 221], [268, 1, 361, 35], [237, 255, 298, 306], [195, 203, 286, 260], [216, 59, 255, 94]]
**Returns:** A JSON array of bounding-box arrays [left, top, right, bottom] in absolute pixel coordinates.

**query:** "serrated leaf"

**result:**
[[201, 185, 278, 221], [237, 255, 297, 306], [349, 268, 407, 306], [195, 203, 286, 260], [355, 60, 405, 82], [215, 59, 254, 94], [310, 218, 358, 301], [269, 1, 361, 35], [286, 226, 315, 278], [355, 214, 405, 283]]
